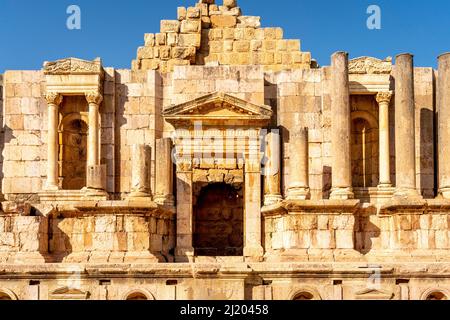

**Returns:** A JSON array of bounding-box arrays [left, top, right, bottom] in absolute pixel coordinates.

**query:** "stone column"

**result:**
[[175, 158, 194, 262], [129, 144, 151, 198], [244, 157, 264, 261], [287, 127, 310, 200], [438, 53, 450, 199], [154, 138, 175, 206], [330, 51, 354, 200], [376, 91, 393, 188], [263, 131, 282, 206], [86, 91, 103, 167], [394, 54, 419, 197], [45, 92, 63, 191]]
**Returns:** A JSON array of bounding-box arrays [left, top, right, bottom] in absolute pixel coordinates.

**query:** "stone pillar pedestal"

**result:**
[[86, 165, 106, 190], [154, 138, 175, 206], [330, 51, 354, 200], [244, 158, 264, 261], [376, 91, 393, 189], [175, 158, 194, 262], [394, 54, 420, 198], [45, 93, 63, 191], [263, 131, 282, 206], [129, 144, 151, 198], [287, 127, 310, 200], [438, 53, 450, 199]]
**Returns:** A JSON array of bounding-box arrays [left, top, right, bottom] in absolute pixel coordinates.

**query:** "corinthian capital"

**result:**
[[45, 92, 63, 105], [376, 91, 393, 105], [85, 91, 103, 105]]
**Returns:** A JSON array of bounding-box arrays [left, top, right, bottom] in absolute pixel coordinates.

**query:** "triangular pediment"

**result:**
[[163, 92, 272, 126], [354, 288, 394, 300], [50, 286, 90, 300], [43, 57, 103, 75]]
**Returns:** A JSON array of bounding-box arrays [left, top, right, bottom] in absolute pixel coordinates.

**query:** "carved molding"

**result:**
[[85, 91, 103, 105], [43, 57, 103, 75], [376, 91, 393, 105], [349, 56, 392, 74], [45, 92, 63, 105]]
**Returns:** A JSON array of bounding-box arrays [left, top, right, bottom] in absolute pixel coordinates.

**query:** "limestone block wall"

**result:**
[[101, 68, 117, 194], [0, 215, 48, 263], [48, 214, 174, 263], [1, 71, 46, 201], [263, 210, 355, 261], [275, 69, 324, 199], [114, 69, 163, 197], [168, 65, 264, 106], [263, 207, 450, 262], [132, 1, 311, 73], [413, 68, 435, 198]]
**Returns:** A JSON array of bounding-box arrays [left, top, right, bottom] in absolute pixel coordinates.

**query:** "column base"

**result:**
[[153, 194, 175, 207], [244, 245, 264, 262], [128, 191, 152, 199], [393, 188, 422, 199], [175, 247, 195, 263], [83, 187, 108, 198], [330, 187, 354, 200], [263, 194, 283, 206], [44, 183, 60, 192], [286, 187, 310, 201], [378, 183, 393, 189], [438, 187, 450, 200]]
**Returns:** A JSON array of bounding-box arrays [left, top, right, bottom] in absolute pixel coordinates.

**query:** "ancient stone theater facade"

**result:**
[[0, 0, 449, 300]]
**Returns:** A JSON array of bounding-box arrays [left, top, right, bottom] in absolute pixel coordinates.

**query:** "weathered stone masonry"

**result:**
[[0, 0, 449, 300]]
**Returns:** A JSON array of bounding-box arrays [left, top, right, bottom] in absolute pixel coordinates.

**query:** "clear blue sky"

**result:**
[[0, 0, 449, 73]]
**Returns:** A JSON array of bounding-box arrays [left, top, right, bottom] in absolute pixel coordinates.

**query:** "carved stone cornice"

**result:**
[[43, 57, 103, 75], [376, 91, 393, 105], [349, 56, 392, 74], [85, 91, 103, 105], [45, 92, 63, 106]]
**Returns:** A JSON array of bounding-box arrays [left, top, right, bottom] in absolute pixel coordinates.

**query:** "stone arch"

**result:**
[[193, 182, 244, 256], [421, 288, 449, 300], [290, 287, 322, 300], [59, 113, 89, 190], [122, 289, 155, 300], [0, 288, 18, 300], [351, 111, 379, 189]]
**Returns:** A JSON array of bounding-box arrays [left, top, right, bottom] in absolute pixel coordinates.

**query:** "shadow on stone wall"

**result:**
[[353, 207, 380, 255], [114, 76, 129, 200], [420, 108, 435, 198], [322, 166, 332, 199], [47, 217, 73, 263]]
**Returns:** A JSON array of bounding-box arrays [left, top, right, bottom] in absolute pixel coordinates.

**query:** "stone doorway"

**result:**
[[193, 183, 244, 256]]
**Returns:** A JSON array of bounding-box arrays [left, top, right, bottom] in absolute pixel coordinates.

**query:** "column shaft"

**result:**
[[330, 51, 354, 199], [244, 158, 264, 260], [287, 127, 310, 200], [438, 53, 450, 198], [45, 93, 62, 190], [394, 54, 419, 197], [129, 144, 151, 197], [86, 92, 103, 167], [175, 159, 194, 262], [263, 131, 282, 206], [376, 92, 393, 187], [155, 138, 175, 206]]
